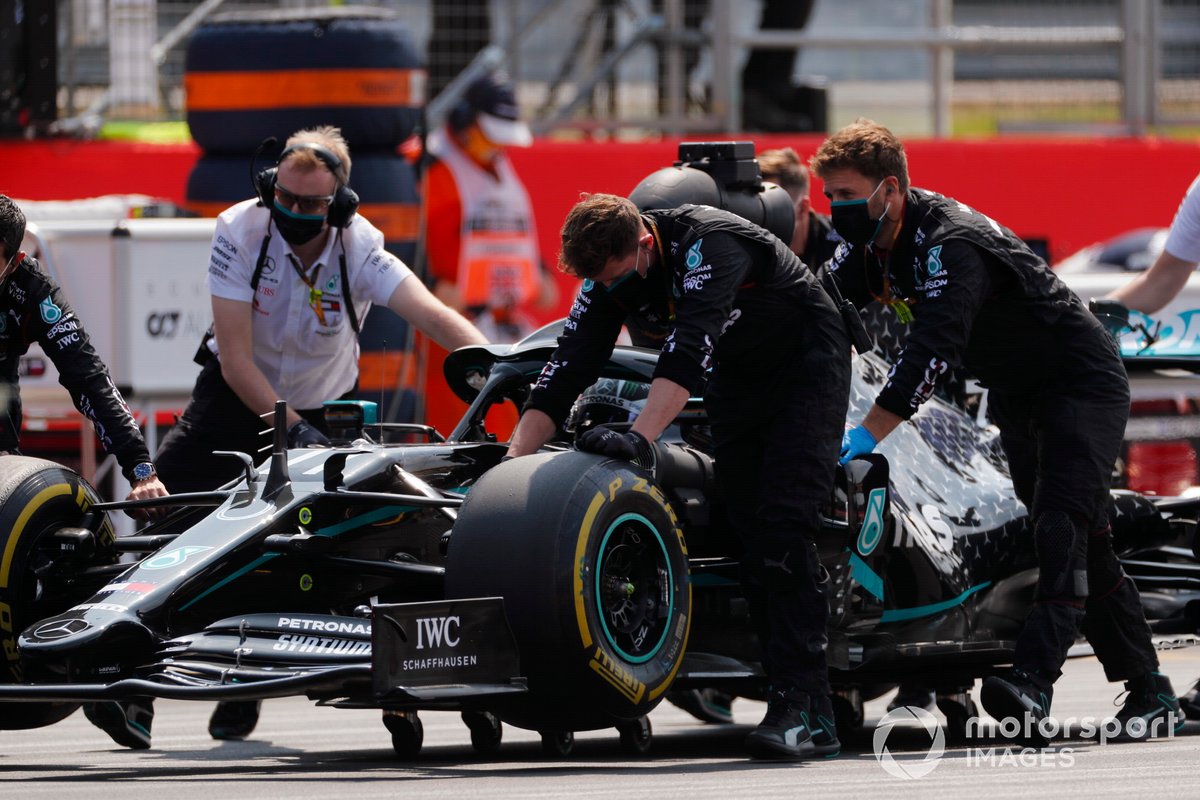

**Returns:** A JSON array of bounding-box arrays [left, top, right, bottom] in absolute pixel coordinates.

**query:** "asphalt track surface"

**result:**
[[2, 650, 1198, 799]]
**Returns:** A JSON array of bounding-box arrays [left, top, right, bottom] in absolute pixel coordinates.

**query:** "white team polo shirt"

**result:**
[[208, 199, 411, 409], [1164, 172, 1200, 264]]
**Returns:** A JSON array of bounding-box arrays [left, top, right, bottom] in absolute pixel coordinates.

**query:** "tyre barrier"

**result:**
[[185, 11, 424, 153]]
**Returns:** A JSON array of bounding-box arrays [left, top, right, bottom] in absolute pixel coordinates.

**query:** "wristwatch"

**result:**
[[132, 462, 157, 483]]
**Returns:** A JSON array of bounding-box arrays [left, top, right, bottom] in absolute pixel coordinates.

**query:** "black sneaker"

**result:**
[[745, 688, 817, 760], [209, 700, 263, 741], [1179, 680, 1200, 720], [1110, 672, 1183, 741], [808, 694, 841, 757], [888, 683, 936, 712], [84, 699, 154, 750], [981, 668, 1053, 747], [668, 688, 735, 725]]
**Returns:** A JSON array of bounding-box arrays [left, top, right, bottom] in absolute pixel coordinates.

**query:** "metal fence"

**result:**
[[39, 0, 1200, 138]]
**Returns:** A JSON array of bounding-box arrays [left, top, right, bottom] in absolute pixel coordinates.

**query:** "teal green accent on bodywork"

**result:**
[[323, 400, 378, 425], [847, 551, 884, 600], [180, 504, 414, 610], [856, 487, 886, 556], [880, 581, 992, 623]]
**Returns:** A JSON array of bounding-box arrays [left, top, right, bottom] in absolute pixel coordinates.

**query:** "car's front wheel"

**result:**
[[0, 456, 115, 730], [445, 450, 691, 732]]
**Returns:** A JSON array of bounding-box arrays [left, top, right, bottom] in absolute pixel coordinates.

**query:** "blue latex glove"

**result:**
[[839, 425, 877, 465]]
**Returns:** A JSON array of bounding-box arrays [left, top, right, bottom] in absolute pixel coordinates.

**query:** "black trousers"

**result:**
[[707, 294, 850, 696], [989, 354, 1159, 685], [155, 360, 345, 494]]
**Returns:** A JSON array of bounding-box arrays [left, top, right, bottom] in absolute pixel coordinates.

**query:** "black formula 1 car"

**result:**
[[0, 322, 1197, 755]]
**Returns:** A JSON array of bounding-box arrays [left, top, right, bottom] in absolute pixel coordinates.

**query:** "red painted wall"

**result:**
[[4, 133, 1198, 291]]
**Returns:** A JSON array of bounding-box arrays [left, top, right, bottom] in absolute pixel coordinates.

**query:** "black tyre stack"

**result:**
[[183, 8, 425, 421]]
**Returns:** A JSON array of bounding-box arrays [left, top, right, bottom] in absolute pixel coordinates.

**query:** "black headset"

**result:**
[[254, 141, 360, 229]]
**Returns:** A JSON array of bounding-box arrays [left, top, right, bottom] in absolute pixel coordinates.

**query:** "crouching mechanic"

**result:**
[[506, 194, 852, 760], [812, 119, 1181, 742], [88, 126, 487, 750]]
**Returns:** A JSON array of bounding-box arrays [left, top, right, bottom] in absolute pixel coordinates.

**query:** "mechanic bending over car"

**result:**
[[658, 147, 847, 730], [505, 193, 853, 761], [84, 127, 487, 751], [0, 196, 168, 507], [812, 119, 1182, 742]]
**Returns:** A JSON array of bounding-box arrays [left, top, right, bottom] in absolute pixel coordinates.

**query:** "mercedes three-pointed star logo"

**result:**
[[32, 618, 90, 640]]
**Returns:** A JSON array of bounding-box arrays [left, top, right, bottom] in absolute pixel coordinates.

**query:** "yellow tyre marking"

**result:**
[[0, 483, 72, 589], [574, 490, 608, 649], [589, 648, 645, 704]]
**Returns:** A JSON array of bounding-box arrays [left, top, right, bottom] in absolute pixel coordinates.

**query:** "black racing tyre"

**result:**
[[445, 451, 692, 732], [185, 13, 423, 153], [183, 152, 419, 263], [0, 456, 115, 730]]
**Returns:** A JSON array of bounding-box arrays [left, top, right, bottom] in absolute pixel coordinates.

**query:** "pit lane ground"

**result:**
[[2, 649, 1198, 799]]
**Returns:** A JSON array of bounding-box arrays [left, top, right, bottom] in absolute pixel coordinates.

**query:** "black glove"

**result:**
[[576, 425, 654, 468], [287, 420, 331, 449], [1088, 298, 1130, 338]]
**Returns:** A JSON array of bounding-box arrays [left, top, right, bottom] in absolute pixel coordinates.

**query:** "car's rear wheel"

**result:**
[[445, 451, 691, 732], [0, 456, 115, 730]]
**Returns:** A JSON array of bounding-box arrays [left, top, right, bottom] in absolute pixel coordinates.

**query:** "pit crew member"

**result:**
[[506, 193, 852, 760], [811, 118, 1181, 742]]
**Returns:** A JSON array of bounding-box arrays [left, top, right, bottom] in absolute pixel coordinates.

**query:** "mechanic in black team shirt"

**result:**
[[0, 195, 170, 749], [0, 196, 167, 500], [757, 146, 842, 269], [506, 193, 852, 760], [811, 119, 1181, 742]]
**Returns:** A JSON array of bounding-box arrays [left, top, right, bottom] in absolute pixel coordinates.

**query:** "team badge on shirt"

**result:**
[[40, 297, 62, 324]]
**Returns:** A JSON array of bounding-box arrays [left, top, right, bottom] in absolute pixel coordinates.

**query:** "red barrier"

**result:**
[[4, 134, 1199, 316]]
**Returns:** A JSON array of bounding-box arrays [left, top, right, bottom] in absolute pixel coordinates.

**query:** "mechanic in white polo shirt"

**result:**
[[1104, 171, 1200, 315], [82, 125, 487, 751], [156, 124, 486, 492]]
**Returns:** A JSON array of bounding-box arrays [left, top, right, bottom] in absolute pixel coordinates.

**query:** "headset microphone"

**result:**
[[249, 136, 280, 206]]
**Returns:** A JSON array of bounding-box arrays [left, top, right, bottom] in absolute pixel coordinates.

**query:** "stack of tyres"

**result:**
[[183, 9, 425, 422]]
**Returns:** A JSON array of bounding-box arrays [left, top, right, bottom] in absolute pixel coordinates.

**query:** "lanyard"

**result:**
[[865, 218, 914, 324], [288, 254, 329, 325]]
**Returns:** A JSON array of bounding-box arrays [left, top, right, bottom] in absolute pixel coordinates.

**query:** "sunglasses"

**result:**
[[274, 183, 335, 216]]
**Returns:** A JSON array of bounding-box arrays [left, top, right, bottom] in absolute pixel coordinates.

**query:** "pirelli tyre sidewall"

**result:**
[[0, 456, 114, 729], [445, 450, 691, 732]]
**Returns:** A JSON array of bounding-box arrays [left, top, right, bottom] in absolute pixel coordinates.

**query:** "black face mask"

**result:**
[[829, 180, 888, 247], [271, 201, 326, 246]]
